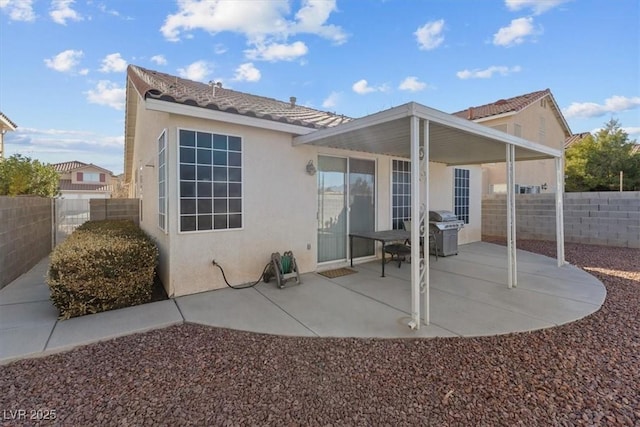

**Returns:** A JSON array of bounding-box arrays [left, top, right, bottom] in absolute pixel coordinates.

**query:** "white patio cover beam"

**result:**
[[422, 120, 430, 325], [506, 144, 517, 288], [556, 157, 566, 266], [409, 116, 421, 329]]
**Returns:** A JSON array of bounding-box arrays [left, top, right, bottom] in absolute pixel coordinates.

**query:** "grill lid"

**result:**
[[429, 210, 458, 222]]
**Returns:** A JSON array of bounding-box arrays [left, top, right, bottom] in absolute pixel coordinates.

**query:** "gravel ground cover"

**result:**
[[1, 240, 638, 426]]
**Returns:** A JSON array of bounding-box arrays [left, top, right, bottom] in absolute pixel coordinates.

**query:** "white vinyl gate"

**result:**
[[55, 199, 90, 246]]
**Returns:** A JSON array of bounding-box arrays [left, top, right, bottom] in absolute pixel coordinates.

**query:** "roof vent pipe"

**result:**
[[290, 96, 297, 108], [468, 107, 474, 120]]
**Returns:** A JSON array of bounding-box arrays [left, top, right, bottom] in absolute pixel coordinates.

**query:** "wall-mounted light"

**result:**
[[306, 160, 317, 176]]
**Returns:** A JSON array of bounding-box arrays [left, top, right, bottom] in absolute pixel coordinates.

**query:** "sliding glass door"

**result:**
[[317, 156, 375, 263]]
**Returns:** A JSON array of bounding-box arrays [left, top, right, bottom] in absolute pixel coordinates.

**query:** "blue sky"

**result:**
[[1, 0, 639, 175]]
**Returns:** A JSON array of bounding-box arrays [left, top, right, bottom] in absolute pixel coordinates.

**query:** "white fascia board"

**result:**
[[412, 103, 562, 158], [471, 111, 517, 122], [145, 98, 317, 136], [293, 103, 414, 145]]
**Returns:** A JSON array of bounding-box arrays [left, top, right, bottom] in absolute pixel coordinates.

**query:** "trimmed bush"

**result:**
[[47, 220, 159, 319]]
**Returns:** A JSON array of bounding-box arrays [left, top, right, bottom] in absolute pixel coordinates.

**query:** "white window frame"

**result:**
[[390, 158, 411, 230], [453, 168, 470, 224], [177, 127, 243, 234], [158, 130, 168, 233]]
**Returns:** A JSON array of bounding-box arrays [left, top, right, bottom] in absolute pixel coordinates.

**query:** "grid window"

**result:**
[[179, 129, 242, 232], [392, 160, 411, 230], [454, 168, 470, 224], [158, 131, 167, 231]]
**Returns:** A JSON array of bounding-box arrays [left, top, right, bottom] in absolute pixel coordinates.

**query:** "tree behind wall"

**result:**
[[0, 154, 59, 197], [565, 119, 640, 191]]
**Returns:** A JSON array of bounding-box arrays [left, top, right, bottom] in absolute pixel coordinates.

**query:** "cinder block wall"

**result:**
[[90, 199, 139, 224], [482, 192, 640, 248], [0, 196, 52, 289]]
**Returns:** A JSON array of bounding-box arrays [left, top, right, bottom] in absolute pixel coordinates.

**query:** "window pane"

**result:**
[[228, 214, 242, 228], [213, 215, 227, 229], [213, 167, 227, 181], [196, 165, 211, 181], [228, 152, 241, 167], [213, 183, 227, 197], [197, 149, 211, 165], [214, 199, 227, 213], [213, 134, 227, 149], [213, 150, 227, 166], [180, 182, 196, 197], [197, 132, 212, 148], [198, 215, 212, 230], [228, 136, 241, 151], [180, 130, 195, 147], [181, 199, 196, 214], [228, 168, 241, 182], [181, 216, 196, 231], [180, 147, 195, 164], [228, 183, 241, 197], [229, 199, 241, 213], [197, 182, 212, 197], [197, 199, 212, 214], [181, 165, 195, 180]]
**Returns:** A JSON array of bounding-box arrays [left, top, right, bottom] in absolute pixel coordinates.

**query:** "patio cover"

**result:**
[[293, 102, 566, 329]]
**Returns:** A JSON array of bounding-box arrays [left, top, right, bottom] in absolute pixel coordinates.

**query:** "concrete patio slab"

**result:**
[[46, 300, 183, 352]]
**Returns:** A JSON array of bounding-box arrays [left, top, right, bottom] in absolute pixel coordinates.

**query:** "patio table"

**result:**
[[349, 230, 411, 277]]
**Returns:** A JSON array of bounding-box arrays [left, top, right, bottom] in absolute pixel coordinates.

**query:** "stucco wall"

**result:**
[[482, 192, 640, 248], [0, 196, 52, 289], [477, 98, 567, 194]]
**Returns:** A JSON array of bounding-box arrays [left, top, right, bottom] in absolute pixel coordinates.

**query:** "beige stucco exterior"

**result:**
[[129, 96, 483, 297], [475, 95, 568, 194]]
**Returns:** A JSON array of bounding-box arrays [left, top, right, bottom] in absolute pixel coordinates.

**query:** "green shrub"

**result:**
[[47, 220, 159, 319]]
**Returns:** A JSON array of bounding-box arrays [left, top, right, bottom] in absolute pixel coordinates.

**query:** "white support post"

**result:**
[[422, 120, 430, 325], [555, 156, 566, 266], [409, 116, 421, 330], [506, 144, 517, 288]]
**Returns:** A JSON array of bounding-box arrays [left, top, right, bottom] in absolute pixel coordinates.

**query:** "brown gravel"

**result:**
[[1, 240, 638, 426]]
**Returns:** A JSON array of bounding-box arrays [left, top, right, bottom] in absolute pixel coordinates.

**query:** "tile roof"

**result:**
[[127, 65, 352, 129], [59, 179, 112, 192], [0, 111, 18, 130], [52, 161, 113, 175], [452, 89, 552, 120], [52, 160, 88, 173], [564, 132, 592, 149], [631, 144, 640, 155]]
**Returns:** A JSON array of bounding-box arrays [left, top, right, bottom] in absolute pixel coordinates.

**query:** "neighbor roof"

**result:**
[[0, 111, 17, 131], [127, 65, 352, 130], [564, 132, 592, 149], [52, 160, 113, 175], [452, 89, 572, 138], [59, 179, 112, 192]]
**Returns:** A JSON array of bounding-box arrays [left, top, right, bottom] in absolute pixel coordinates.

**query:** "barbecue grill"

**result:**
[[429, 210, 464, 256]]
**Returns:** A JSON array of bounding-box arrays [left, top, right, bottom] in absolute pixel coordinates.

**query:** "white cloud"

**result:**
[[291, 0, 347, 44], [233, 62, 261, 82], [99, 53, 127, 73], [151, 55, 167, 65], [415, 19, 445, 50], [398, 76, 427, 92], [44, 49, 84, 73], [177, 60, 212, 81], [245, 41, 308, 62], [322, 91, 340, 109], [563, 96, 640, 118], [214, 43, 227, 54], [505, 0, 570, 15], [352, 79, 389, 95], [85, 81, 126, 110], [50, 0, 82, 25], [0, 0, 35, 22], [456, 65, 522, 79], [493, 17, 539, 47], [622, 127, 640, 139]]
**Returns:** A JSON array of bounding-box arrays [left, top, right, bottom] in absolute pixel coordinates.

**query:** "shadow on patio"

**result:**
[[176, 242, 606, 338]]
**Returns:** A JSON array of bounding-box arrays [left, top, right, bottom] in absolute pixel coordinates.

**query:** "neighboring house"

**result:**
[[564, 131, 591, 150], [124, 65, 562, 302], [0, 111, 18, 160], [52, 161, 114, 199], [452, 89, 572, 194]]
